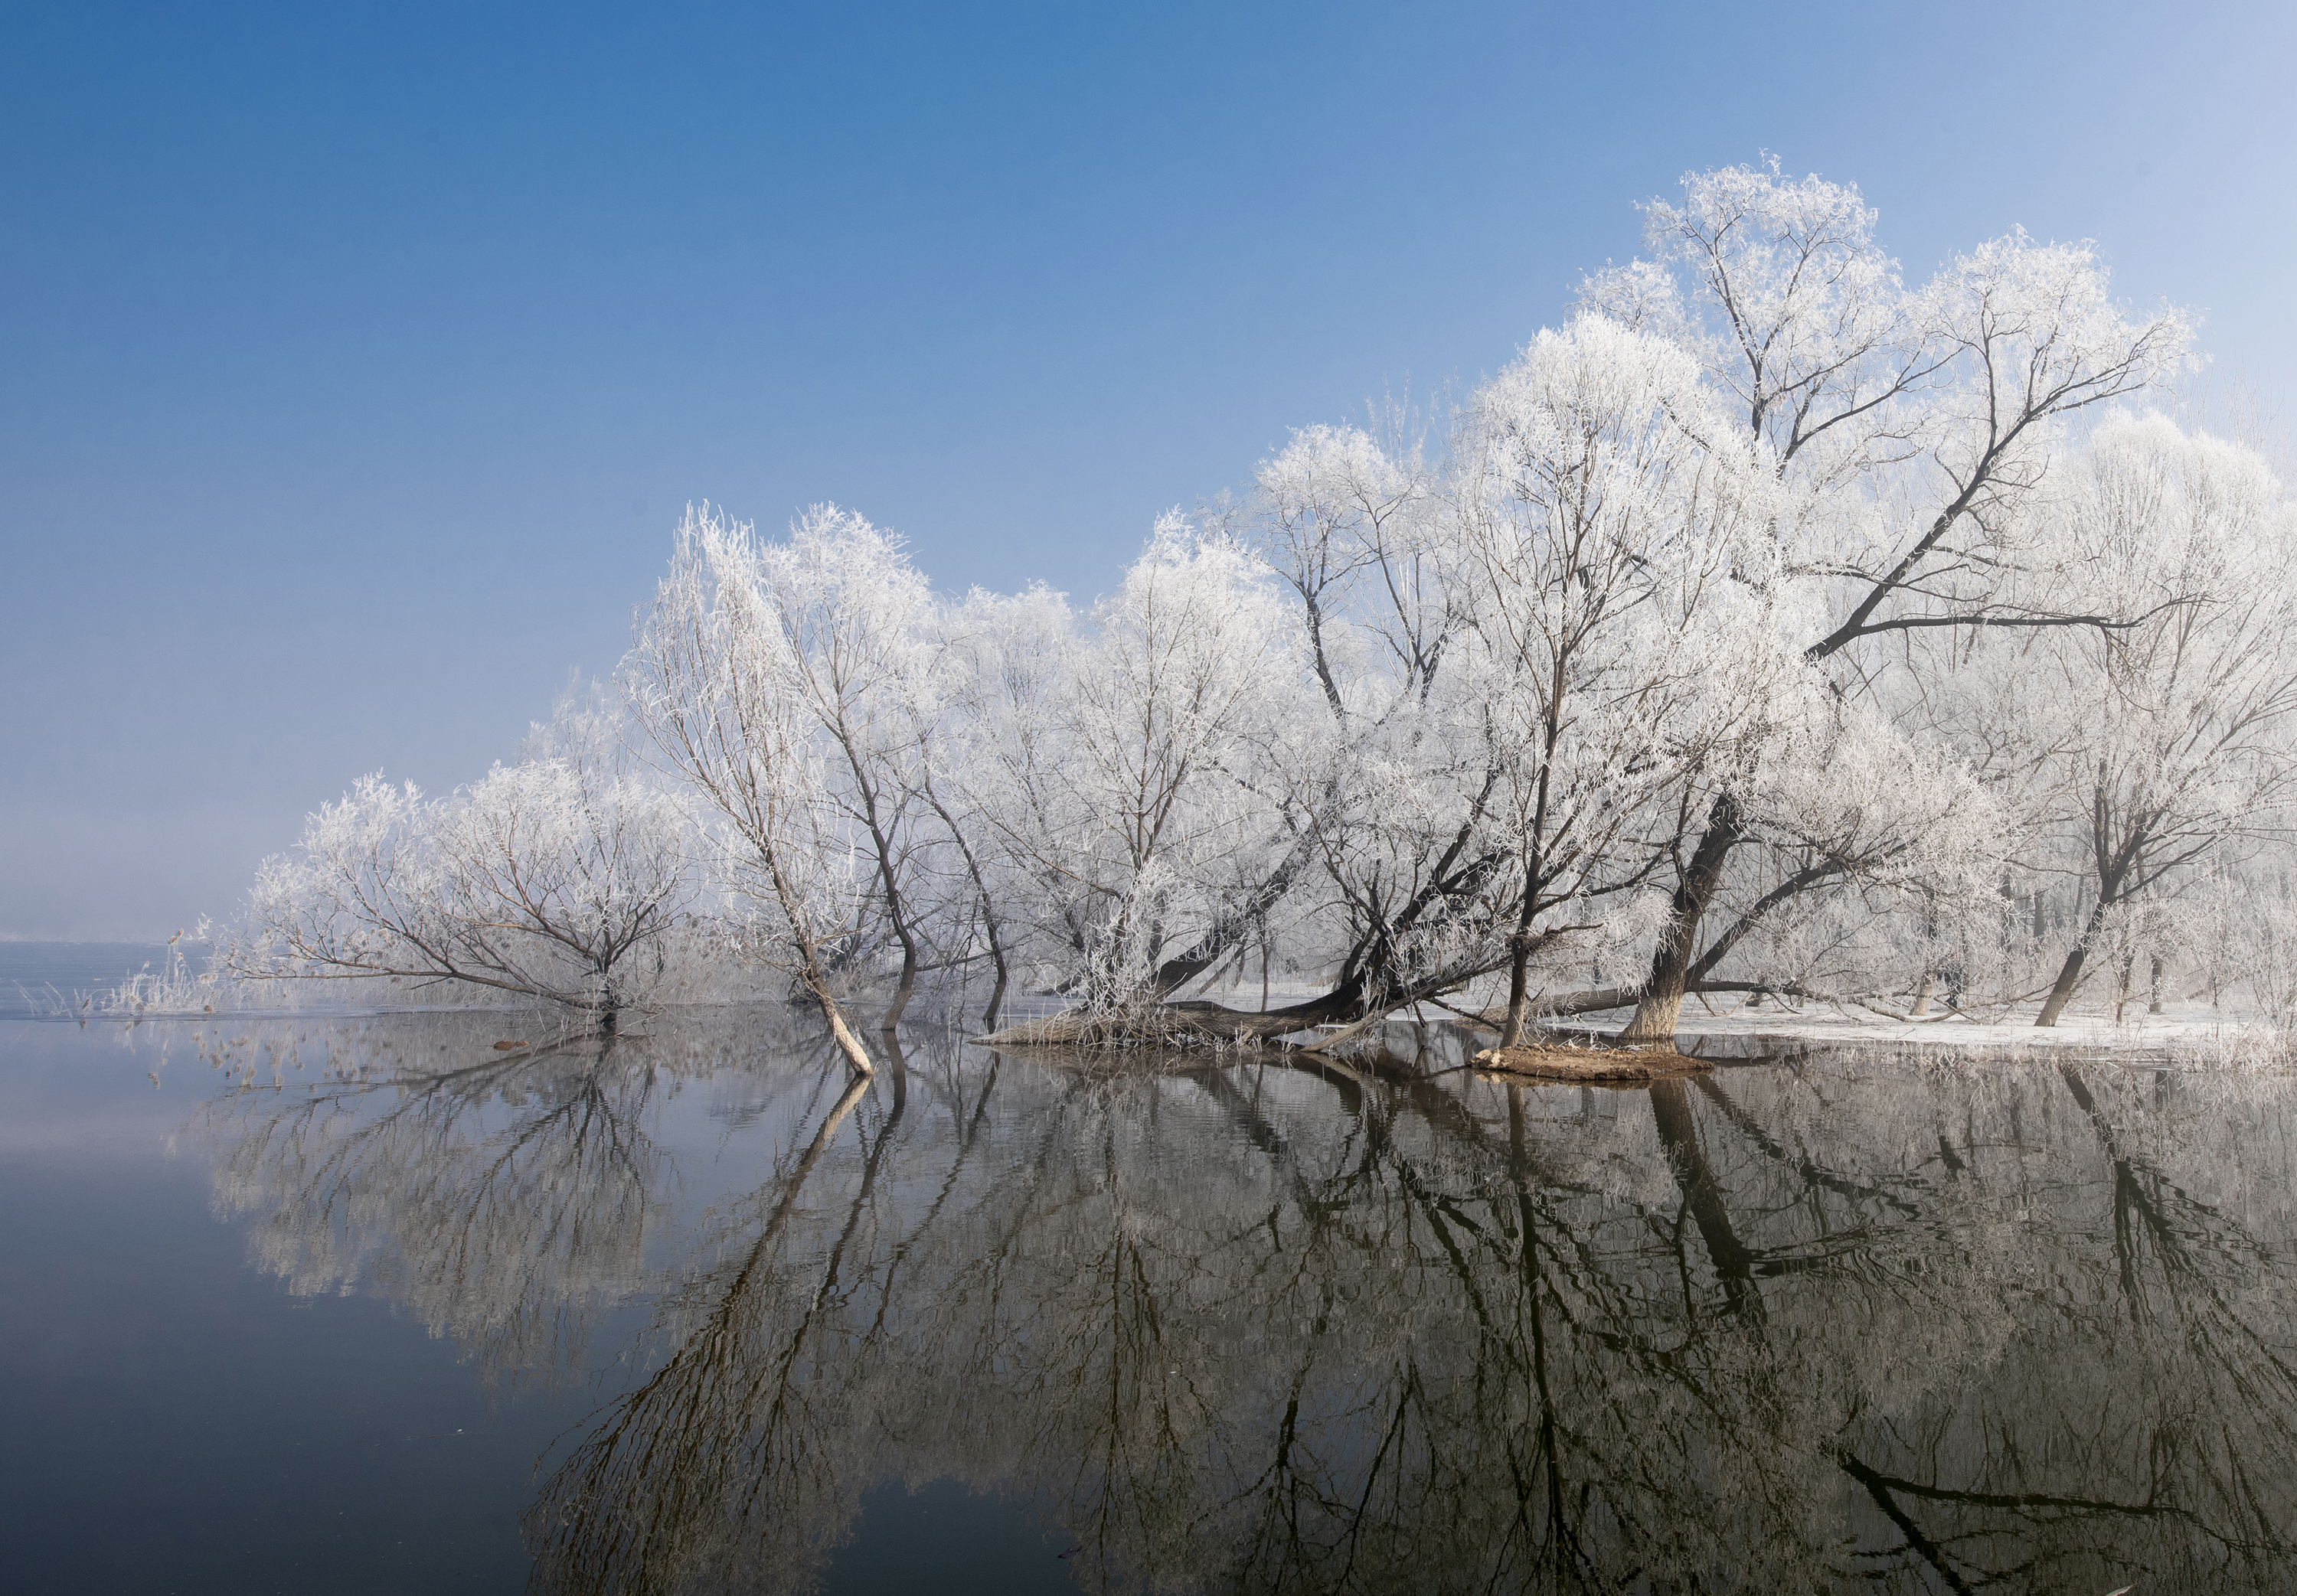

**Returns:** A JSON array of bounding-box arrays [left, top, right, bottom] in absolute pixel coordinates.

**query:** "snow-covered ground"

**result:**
[[1038, 982, 2278, 1061], [1535, 997, 2256, 1060]]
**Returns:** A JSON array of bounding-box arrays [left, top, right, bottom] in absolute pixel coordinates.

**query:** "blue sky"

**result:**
[[5, 0, 2292, 938]]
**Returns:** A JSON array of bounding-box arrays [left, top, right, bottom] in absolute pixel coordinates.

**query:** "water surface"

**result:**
[[0, 940, 176, 1018], [5, 991, 2295, 1592]]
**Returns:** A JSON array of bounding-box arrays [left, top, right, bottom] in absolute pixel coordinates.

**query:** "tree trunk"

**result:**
[[2036, 894, 2113, 1028], [1623, 983, 1688, 1045], [1501, 942, 1534, 1048], [918, 786, 1008, 1033], [870, 813, 918, 1034], [1910, 971, 1935, 1017], [2148, 952, 2165, 1015], [805, 967, 877, 1074], [850, 773, 917, 1036], [762, 842, 875, 1074], [1622, 795, 1742, 1043], [882, 938, 918, 1034], [976, 893, 1010, 1033], [2034, 948, 2087, 1028], [1498, 873, 1543, 1046], [783, 909, 872, 1073]]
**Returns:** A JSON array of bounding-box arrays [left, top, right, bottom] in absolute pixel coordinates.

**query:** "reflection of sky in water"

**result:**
[[8, 1006, 2297, 1592]]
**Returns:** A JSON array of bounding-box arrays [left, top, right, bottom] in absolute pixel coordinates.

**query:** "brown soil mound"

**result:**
[[1472, 1044, 1710, 1082]]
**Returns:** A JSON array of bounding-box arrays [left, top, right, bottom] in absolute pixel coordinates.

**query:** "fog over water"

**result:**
[[9, 996, 2297, 1591]]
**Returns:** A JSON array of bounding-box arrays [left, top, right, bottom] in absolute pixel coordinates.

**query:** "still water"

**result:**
[[5, 971, 2296, 1592]]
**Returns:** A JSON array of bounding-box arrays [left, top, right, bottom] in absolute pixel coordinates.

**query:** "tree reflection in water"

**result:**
[[194, 1015, 2297, 1592]]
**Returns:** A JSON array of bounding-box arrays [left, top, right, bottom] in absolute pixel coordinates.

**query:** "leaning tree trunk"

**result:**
[[1621, 796, 1743, 1043], [766, 850, 874, 1075], [806, 969, 876, 1074], [2036, 889, 2116, 1029]]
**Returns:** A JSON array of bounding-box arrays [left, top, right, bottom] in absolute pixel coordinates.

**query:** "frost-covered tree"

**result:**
[[979, 516, 1302, 1033], [922, 581, 1077, 1026], [2027, 414, 2297, 1024], [232, 159, 2297, 1043], [753, 505, 939, 1032], [1453, 317, 1787, 1043], [1217, 411, 1485, 1030], [240, 699, 692, 1024], [628, 505, 877, 1073], [1584, 158, 2191, 1039]]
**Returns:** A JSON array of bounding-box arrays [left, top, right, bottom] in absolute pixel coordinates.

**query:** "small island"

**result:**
[[1472, 1043, 1712, 1082]]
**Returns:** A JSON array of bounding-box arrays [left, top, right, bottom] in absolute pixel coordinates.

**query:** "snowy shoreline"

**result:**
[[1522, 999, 2257, 1062]]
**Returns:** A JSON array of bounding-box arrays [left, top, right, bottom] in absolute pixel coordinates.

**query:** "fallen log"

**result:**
[[1471, 1043, 1711, 1083]]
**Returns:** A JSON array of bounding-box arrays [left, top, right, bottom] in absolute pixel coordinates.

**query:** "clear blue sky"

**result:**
[[5, 0, 2292, 938]]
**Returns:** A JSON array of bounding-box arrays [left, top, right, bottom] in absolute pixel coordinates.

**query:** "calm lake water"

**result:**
[[6, 952, 2297, 1592]]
